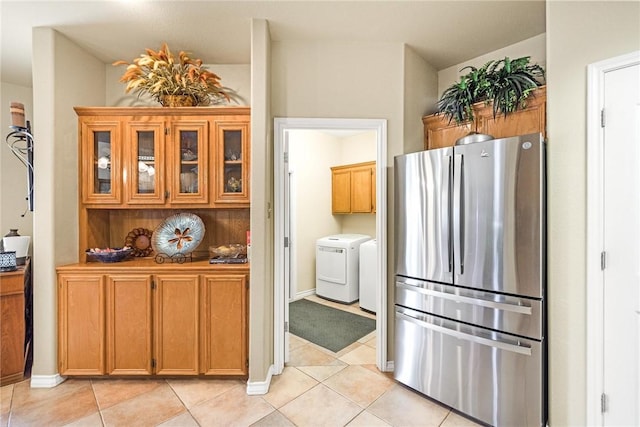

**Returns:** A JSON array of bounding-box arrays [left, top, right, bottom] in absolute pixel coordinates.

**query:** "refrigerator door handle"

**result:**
[[453, 154, 465, 275], [396, 310, 532, 356], [396, 281, 533, 315]]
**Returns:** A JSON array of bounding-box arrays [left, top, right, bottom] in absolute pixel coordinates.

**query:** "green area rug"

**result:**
[[289, 299, 375, 353]]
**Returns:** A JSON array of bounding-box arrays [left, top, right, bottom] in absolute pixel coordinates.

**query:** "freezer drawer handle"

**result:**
[[397, 310, 532, 356], [396, 281, 532, 315]]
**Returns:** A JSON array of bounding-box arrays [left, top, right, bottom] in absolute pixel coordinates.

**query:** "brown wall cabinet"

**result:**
[[76, 107, 250, 209], [422, 86, 546, 150], [57, 263, 248, 377], [331, 161, 376, 214]]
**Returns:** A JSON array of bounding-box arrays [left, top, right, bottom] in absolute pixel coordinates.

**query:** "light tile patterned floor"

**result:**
[[0, 297, 482, 426]]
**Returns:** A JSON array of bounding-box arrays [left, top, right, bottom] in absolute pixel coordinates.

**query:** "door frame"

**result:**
[[586, 50, 640, 426], [273, 117, 388, 375]]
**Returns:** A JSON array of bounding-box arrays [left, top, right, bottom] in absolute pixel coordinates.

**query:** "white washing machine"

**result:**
[[316, 234, 371, 303], [359, 239, 377, 313]]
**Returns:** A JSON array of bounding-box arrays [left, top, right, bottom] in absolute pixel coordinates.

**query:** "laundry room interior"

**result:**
[[287, 128, 377, 353]]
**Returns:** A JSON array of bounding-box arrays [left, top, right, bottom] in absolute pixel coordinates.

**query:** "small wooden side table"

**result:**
[[0, 260, 30, 385]]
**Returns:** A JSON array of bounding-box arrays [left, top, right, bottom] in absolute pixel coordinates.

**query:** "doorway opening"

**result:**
[[273, 118, 388, 375]]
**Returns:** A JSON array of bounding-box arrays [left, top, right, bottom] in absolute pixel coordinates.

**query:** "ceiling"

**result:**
[[1, 0, 546, 88]]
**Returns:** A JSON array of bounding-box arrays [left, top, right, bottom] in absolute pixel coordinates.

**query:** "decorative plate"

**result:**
[[151, 213, 205, 257], [124, 228, 154, 257]]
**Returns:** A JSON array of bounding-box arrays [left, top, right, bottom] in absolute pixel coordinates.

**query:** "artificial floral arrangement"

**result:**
[[113, 43, 230, 106], [437, 56, 545, 124]]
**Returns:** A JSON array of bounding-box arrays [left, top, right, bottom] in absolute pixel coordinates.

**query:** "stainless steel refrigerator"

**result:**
[[394, 133, 546, 427]]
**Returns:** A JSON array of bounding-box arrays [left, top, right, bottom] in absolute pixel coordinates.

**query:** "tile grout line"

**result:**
[[5, 384, 15, 427], [89, 379, 107, 427], [163, 378, 201, 426]]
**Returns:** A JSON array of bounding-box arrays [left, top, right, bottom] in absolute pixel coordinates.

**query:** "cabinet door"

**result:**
[[126, 121, 166, 205], [332, 168, 351, 213], [80, 120, 122, 204], [106, 275, 152, 375], [1, 271, 26, 384], [154, 275, 200, 375], [201, 274, 247, 375], [58, 274, 105, 375], [351, 165, 374, 213], [214, 120, 251, 206], [422, 114, 473, 150], [168, 120, 209, 204]]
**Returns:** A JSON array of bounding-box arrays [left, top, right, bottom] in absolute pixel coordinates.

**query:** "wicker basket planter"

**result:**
[[161, 95, 196, 107]]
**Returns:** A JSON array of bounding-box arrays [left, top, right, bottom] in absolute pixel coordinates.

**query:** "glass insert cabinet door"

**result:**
[[215, 121, 250, 205], [82, 121, 121, 204], [169, 120, 208, 204], [126, 122, 165, 204]]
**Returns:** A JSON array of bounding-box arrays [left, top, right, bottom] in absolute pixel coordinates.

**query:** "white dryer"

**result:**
[[359, 239, 377, 313], [316, 234, 371, 303]]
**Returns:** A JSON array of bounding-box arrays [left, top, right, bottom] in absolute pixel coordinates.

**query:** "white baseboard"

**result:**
[[30, 374, 66, 388], [292, 289, 315, 301], [385, 361, 394, 372], [245, 364, 274, 395]]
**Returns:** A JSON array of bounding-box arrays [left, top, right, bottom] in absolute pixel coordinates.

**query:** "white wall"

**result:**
[[546, 2, 640, 425], [31, 28, 106, 378], [289, 130, 341, 294], [271, 41, 404, 122], [404, 45, 439, 147], [340, 130, 377, 164], [338, 131, 377, 238], [438, 33, 547, 96], [248, 18, 273, 385], [0, 82, 34, 242]]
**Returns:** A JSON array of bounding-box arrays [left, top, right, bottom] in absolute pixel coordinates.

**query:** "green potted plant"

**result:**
[[437, 56, 545, 124], [113, 43, 230, 106]]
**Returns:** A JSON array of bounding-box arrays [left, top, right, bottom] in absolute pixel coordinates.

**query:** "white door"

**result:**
[[602, 61, 640, 426]]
